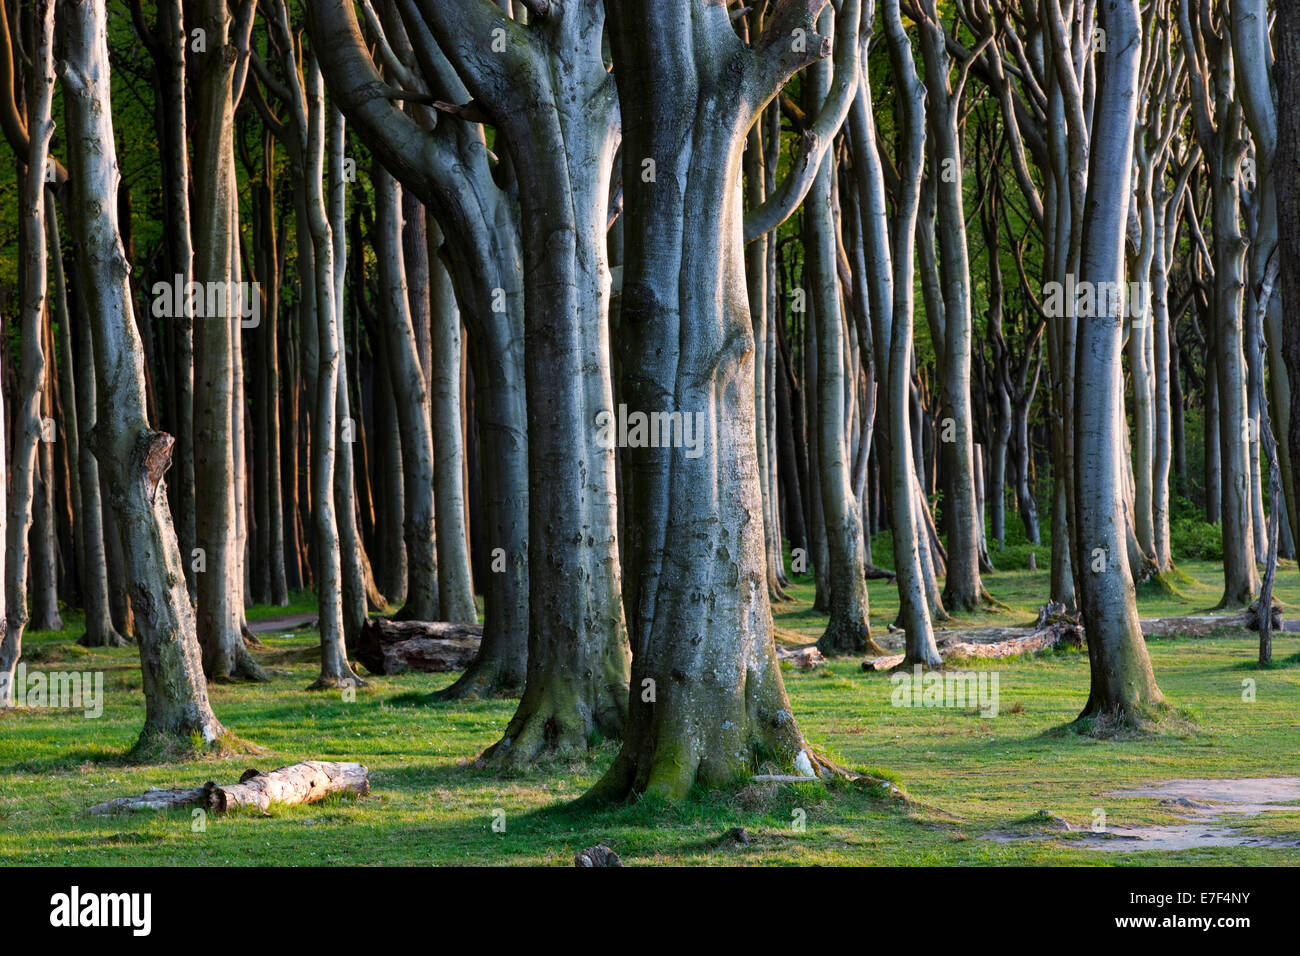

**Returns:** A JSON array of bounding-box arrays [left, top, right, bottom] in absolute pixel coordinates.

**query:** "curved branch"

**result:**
[[744, 0, 861, 244]]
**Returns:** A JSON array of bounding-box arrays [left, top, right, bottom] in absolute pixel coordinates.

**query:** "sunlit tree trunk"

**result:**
[[594, 0, 845, 802], [191, 0, 264, 681], [60, 0, 228, 747], [1, 0, 56, 706], [1075, 0, 1165, 725]]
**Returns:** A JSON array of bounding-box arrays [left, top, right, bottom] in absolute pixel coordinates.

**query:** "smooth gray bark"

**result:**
[[1075, 0, 1165, 725], [60, 0, 228, 748]]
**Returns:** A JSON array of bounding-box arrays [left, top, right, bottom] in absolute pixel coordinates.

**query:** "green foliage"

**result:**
[[1171, 517, 1224, 561]]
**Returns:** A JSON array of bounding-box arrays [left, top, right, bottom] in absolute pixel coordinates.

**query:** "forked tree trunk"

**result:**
[[1074, 0, 1165, 727], [423, 1, 631, 764], [307, 0, 530, 700], [60, 0, 227, 749], [593, 0, 840, 801]]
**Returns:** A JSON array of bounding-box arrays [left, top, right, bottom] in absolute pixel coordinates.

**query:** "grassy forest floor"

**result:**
[[2, 558, 1298, 865]]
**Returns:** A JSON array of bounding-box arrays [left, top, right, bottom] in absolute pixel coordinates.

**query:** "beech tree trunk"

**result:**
[[192, 0, 263, 682], [875, 0, 941, 667], [1074, 0, 1165, 727], [90, 762, 368, 815], [421, 1, 631, 764], [60, 0, 227, 749], [308, 0, 530, 700], [917, 0, 989, 611], [427, 219, 478, 623], [1, 0, 55, 707], [1179, 0, 1259, 607], [374, 165, 438, 621], [594, 0, 842, 801], [807, 27, 871, 657], [1279, 0, 1300, 501]]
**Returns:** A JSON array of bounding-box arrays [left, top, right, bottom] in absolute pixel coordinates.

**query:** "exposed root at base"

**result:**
[[433, 658, 524, 702], [77, 629, 130, 648]]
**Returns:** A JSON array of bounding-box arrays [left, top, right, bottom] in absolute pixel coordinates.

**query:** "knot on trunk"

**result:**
[[135, 429, 175, 503]]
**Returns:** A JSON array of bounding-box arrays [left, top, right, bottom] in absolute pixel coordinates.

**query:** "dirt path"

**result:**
[[982, 777, 1300, 851], [247, 613, 317, 635]]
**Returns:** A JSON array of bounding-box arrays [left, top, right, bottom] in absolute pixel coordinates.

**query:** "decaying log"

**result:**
[[88, 761, 369, 815], [575, 843, 622, 867], [356, 619, 482, 675], [863, 622, 1083, 671], [1139, 611, 1293, 638], [776, 645, 827, 670], [863, 609, 1293, 670]]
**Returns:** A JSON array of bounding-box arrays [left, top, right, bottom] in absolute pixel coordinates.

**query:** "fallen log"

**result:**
[[1139, 611, 1288, 638], [88, 761, 369, 815], [776, 645, 826, 670], [356, 619, 482, 675], [863, 622, 1083, 671]]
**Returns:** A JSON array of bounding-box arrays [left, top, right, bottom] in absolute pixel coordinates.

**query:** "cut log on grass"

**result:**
[[356, 619, 482, 675], [862, 622, 1083, 671], [88, 761, 369, 815]]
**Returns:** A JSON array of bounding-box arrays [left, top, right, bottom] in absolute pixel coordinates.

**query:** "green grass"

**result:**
[[1, 560, 1297, 866]]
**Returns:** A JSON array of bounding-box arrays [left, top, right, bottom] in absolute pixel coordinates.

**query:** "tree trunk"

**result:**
[[594, 0, 846, 801], [427, 219, 478, 623], [1074, 0, 1165, 727], [192, 0, 264, 682], [60, 0, 228, 749], [917, 0, 988, 611], [419, 2, 631, 762], [871, 0, 941, 667], [1279, 0, 1300, 508], [308, 0, 531, 699], [32, 321, 64, 632], [90, 762, 368, 815], [1, 0, 56, 707], [807, 47, 872, 656], [374, 165, 438, 620]]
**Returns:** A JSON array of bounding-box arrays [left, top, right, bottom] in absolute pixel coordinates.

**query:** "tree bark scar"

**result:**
[[138, 430, 175, 503]]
